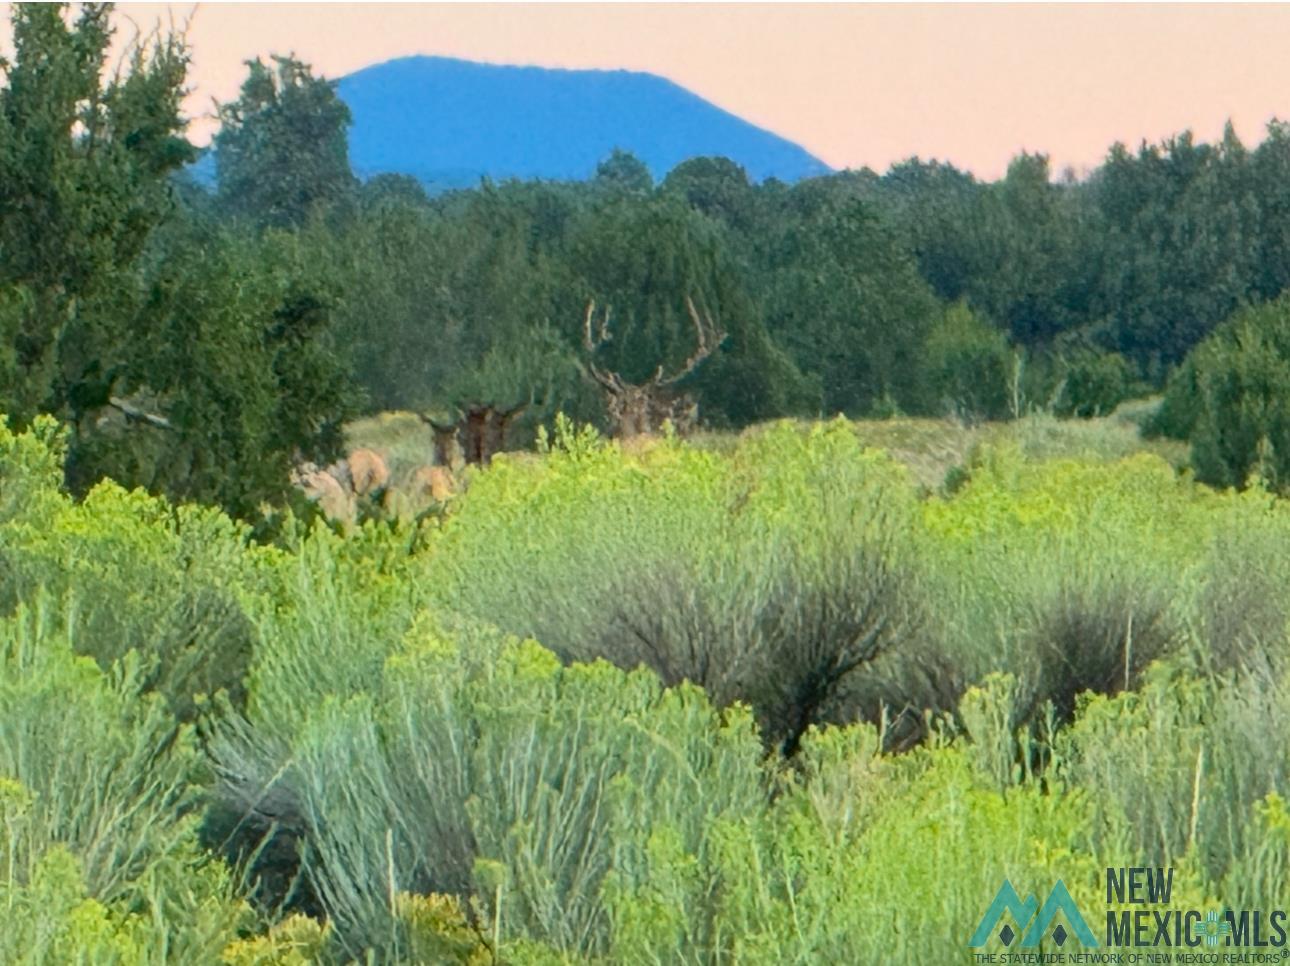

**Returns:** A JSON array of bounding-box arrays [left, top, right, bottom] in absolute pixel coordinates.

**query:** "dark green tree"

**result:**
[[661, 156, 757, 232], [876, 158, 986, 304], [1046, 340, 1138, 418], [214, 55, 357, 228], [316, 180, 582, 419], [968, 153, 1093, 348], [758, 187, 940, 416], [358, 172, 432, 210], [1161, 294, 1290, 490], [922, 302, 1014, 420], [1088, 129, 1260, 375], [72, 216, 357, 518], [0, 2, 192, 425], [592, 148, 654, 196], [1249, 120, 1290, 301], [565, 195, 814, 429]]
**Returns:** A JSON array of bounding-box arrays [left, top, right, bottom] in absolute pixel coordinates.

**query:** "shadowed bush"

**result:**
[[0, 599, 247, 964], [1020, 578, 1182, 725], [429, 418, 932, 758]]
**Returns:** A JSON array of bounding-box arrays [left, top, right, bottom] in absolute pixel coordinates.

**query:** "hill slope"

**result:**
[[335, 55, 832, 189]]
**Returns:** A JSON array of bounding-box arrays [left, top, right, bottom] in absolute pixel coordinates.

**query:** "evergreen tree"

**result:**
[[0, 3, 192, 424], [214, 55, 357, 228]]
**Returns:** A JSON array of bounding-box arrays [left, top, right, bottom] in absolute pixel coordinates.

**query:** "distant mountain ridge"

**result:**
[[333, 55, 832, 190]]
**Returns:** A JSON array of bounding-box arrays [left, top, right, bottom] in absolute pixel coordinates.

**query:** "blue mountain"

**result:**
[[333, 55, 832, 189]]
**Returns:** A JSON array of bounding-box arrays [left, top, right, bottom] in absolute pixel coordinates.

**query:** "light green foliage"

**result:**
[[0, 606, 247, 964], [0, 418, 270, 718], [0, 413, 67, 524], [19, 6, 1290, 956], [959, 672, 1025, 788], [7, 411, 1290, 961], [917, 446, 1290, 728], [1222, 794, 1290, 908], [212, 581, 768, 959], [1057, 662, 1290, 887], [431, 419, 928, 752], [0, 842, 148, 965], [220, 914, 331, 965], [1001, 409, 1188, 468]]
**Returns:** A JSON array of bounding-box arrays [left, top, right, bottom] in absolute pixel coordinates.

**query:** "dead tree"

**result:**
[[419, 401, 527, 468], [581, 296, 725, 438]]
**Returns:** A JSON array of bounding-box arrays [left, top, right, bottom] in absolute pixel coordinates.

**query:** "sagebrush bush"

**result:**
[[0, 600, 247, 964], [1195, 510, 1290, 672], [6, 411, 1290, 961], [1020, 577, 1182, 724], [0, 423, 267, 719], [210, 606, 770, 961], [428, 419, 933, 757], [1055, 661, 1290, 885]]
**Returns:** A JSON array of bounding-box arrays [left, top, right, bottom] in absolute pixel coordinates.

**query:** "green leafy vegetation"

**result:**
[[2, 412, 1290, 961], [9, 4, 1290, 962]]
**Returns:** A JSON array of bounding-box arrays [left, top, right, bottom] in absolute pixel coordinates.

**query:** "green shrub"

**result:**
[[1148, 357, 1203, 439], [203, 520, 436, 922], [211, 616, 769, 962], [1221, 793, 1290, 910], [1163, 294, 1290, 489], [923, 301, 1014, 420], [0, 418, 267, 720], [1020, 576, 1181, 724], [1056, 661, 1290, 884], [0, 601, 247, 964], [1052, 344, 1138, 418], [431, 419, 931, 756], [1194, 506, 1290, 672], [8, 407, 1290, 961]]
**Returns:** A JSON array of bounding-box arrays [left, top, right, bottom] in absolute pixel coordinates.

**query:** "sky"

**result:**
[[8, 3, 1290, 180]]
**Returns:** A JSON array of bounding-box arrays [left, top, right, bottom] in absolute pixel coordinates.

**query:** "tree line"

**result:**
[[6, 4, 1290, 521]]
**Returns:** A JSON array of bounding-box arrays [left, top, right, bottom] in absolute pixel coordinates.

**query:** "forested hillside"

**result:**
[[5, 6, 1290, 963]]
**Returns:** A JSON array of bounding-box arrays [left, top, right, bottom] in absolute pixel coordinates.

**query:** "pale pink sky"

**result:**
[[8, 3, 1290, 179]]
